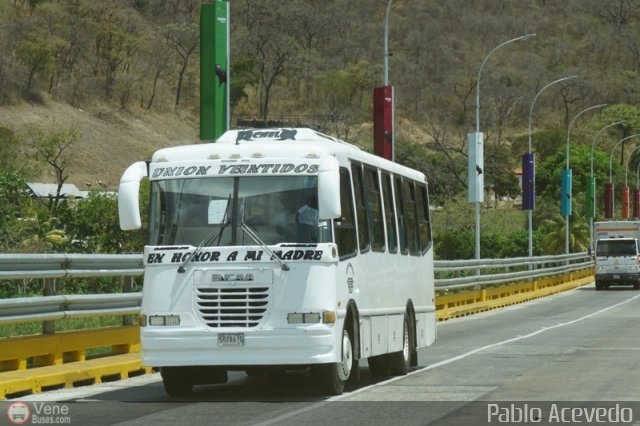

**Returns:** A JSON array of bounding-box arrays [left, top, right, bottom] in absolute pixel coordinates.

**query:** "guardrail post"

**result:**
[[122, 276, 135, 326], [43, 278, 56, 334]]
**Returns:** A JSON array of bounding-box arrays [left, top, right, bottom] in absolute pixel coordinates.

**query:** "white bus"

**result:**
[[118, 128, 436, 396]]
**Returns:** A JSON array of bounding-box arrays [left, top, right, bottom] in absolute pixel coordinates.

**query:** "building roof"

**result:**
[[26, 183, 88, 199]]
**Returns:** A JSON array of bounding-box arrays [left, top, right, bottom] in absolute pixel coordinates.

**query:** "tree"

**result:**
[[60, 188, 147, 253], [539, 213, 590, 254], [315, 62, 373, 139], [485, 143, 520, 205], [25, 127, 79, 215], [162, 20, 199, 107], [394, 137, 467, 205], [229, 57, 258, 110], [596, 104, 640, 167], [587, 0, 640, 72], [140, 34, 172, 110], [536, 142, 617, 209], [0, 170, 31, 250], [93, 7, 142, 98], [511, 129, 566, 163], [16, 31, 66, 94], [234, 0, 300, 120]]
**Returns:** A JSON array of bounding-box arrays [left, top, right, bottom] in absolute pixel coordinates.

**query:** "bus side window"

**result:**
[[416, 183, 432, 253], [335, 168, 357, 259], [364, 166, 385, 252], [402, 180, 420, 256], [394, 176, 408, 255], [352, 162, 370, 253], [382, 172, 398, 253]]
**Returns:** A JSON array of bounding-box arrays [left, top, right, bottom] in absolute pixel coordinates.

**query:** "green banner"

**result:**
[[200, 1, 229, 141]]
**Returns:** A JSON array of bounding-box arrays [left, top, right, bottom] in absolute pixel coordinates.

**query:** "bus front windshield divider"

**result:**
[[177, 193, 232, 273]]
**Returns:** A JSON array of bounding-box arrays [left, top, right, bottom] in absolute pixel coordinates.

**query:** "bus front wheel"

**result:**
[[161, 367, 193, 396], [313, 328, 353, 395]]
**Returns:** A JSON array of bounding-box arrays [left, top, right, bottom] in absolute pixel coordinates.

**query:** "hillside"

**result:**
[[0, 99, 199, 190], [3, 0, 640, 200]]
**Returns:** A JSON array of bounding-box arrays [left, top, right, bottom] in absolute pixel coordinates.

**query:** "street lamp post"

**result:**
[[384, 0, 393, 86], [564, 104, 606, 254], [635, 161, 640, 219], [608, 134, 640, 219], [588, 120, 624, 251], [375, 0, 395, 162], [609, 135, 640, 183], [624, 145, 640, 188], [623, 146, 640, 219], [471, 33, 535, 264], [526, 75, 577, 258]]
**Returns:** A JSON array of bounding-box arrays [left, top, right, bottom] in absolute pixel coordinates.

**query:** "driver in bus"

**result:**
[[274, 192, 318, 241]]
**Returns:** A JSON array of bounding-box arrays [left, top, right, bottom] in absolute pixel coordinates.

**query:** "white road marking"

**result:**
[[333, 292, 640, 401]]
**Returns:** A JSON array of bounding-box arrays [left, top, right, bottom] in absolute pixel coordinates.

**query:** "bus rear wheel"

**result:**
[[388, 314, 413, 376], [313, 328, 353, 395], [367, 354, 390, 377]]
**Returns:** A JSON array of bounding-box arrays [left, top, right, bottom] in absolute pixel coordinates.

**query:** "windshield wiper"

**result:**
[[177, 194, 231, 273], [241, 221, 289, 271]]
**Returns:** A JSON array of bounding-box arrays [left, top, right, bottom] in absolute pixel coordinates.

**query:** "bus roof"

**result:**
[[151, 128, 426, 182]]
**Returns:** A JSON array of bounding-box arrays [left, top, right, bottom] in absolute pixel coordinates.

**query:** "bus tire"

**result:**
[[367, 354, 390, 377], [388, 314, 413, 376], [161, 367, 193, 396], [313, 328, 353, 395]]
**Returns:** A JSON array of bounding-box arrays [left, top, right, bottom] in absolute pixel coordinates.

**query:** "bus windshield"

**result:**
[[149, 175, 332, 246]]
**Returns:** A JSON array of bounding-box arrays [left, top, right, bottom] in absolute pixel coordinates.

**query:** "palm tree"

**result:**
[[539, 213, 590, 254]]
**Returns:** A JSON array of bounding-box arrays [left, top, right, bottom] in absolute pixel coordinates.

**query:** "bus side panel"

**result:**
[[387, 313, 404, 353], [371, 315, 388, 356], [359, 317, 372, 359], [426, 311, 436, 346], [416, 311, 437, 348]]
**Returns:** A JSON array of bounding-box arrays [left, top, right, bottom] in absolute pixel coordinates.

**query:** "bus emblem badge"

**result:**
[[211, 273, 254, 282]]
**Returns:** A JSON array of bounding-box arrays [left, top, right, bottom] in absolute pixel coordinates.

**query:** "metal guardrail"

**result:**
[[0, 253, 144, 279], [0, 254, 143, 326], [0, 293, 142, 325], [0, 252, 593, 325], [434, 252, 592, 289]]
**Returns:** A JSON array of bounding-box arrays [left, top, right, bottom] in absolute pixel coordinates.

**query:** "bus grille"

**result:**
[[195, 286, 269, 328]]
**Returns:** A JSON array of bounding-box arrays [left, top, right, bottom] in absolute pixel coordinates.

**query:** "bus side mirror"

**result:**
[[118, 161, 148, 230], [318, 156, 341, 220]]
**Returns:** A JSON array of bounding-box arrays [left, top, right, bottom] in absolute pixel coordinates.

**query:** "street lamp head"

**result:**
[[475, 33, 538, 133], [527, 75, 579, 153], [590, 120, 625, 177]]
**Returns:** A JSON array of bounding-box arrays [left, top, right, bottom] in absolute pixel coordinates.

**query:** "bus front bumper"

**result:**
[[140, 327, 339, 367]]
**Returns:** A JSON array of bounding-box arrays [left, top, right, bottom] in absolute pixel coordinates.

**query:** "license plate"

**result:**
[[613, 275, 620, 279], [217, 333, 244, 346]]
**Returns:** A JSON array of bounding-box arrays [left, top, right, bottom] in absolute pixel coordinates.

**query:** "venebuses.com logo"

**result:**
[[6, 402, 30, 424], [6, 401, 71, 424]]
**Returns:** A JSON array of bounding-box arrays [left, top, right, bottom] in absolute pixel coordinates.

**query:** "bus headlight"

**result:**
[[147, 315, 181, 326], [287, 312, 322, 324]]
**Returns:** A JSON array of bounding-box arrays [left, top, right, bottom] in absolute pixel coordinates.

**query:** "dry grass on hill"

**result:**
[[0, 98, 200, 190]]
